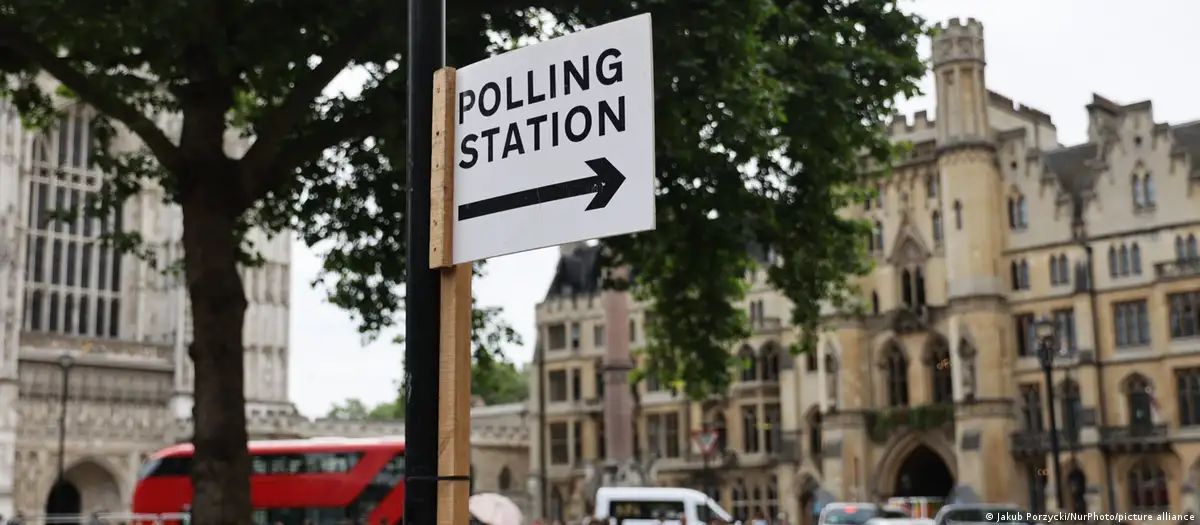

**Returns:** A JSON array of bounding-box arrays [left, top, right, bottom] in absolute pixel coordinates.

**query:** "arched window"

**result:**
[[1127, 460, 1169, 513], [1109, 246, 1119, 277], [1177, 236, 1187, 261], [871, 292, 880, 315], [739, 346, 757, 382], [886, 344, 909, 407], [1125, 374, 1154, 426], [1131, 243, 1142, 275], [915, 267, 927, 307], [1011, 261, 1021, 291], [1119, 245, 1130, 275], [1017, 197, 1028, 228], [1049, 254, 1060, 285], [1060, 380, 1082, 442], [1058, 255, 1070, 284], [1189, 234, 1198, 259], [1144, 174, 1156, 207], [1020, 385, 1044, 431], [808, 411, 823, 458], [1132, 174, 1145, 207], [1007, 197, 1017, 229], [713, 412, 728, 452], [931, 211, 943, 245], [872, 222, 884, 253], [876, 184, 884, 208], [901, 269, 913, 306], [929, 340, 953, 404], [759, 344, 780, 382], [498, 466, 512, 491], [1019, 260, 1030, 289], [953, 200, 963, 230], [927, 175, 938, 198], [805, 348, 818, 373]]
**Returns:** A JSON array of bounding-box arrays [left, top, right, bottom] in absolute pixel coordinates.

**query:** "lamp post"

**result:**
[[55, 352, 75, 481], [1034, 316, 1065, 510]]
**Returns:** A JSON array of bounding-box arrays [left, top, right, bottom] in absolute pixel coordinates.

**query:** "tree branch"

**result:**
[[238, 22, 385, 175], [240, 109, 382, 205], [0, 20, 183, 173]]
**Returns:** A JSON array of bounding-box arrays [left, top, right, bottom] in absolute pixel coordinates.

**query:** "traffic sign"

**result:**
[[692, 428, 720, 457], [450, 13, 656, 264]]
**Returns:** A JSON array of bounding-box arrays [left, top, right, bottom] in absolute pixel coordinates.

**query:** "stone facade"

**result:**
[[0, 81, 530, 518], [530, 17, 1200, 525]]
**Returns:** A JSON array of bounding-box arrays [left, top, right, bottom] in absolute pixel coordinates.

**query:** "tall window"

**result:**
[[1177, 234, 1199, 261], [870, 221, 884, 253], [1010, 259, 1030, 291], [1109, 243, 1142, 278], [1027, 465, 1047, 514], [23, 106, 124, 337], [713, 413, 728, 452], [1060, 380, 1082, 442], [763, 403, 781, 453], [926, 174, 939, 198], [549, 423, 569, 464], [647, 413, 663, 457], [1050, 254, 1071, 286], [1175, 368, 1200, 427], [732, 482, 749, 521], [931, 211, 943, 246], [1127, 461, 1169, 513], [900, 267, 926, 307], [885, 344, 909, 407], [741, 406, 760, 453], [1008, 196, 1028, 230], [739, 346, 757, 382], [663, 412, 680, 457], [573, 420, 583, 464], [1168, 291, 1200, 339], [929, 340, 953, 404], [1125, 374, 1154, 426], [1020, 384, 1044, 431], [1053, 308, 1077, 355], [953, 200, 963, 230], [1014, 313, 1037, 357], [808, 411, 823, 458], [759, 344, 781, 382], [1133, 173, 1156, 209], [1113, 300, 1151, 348]]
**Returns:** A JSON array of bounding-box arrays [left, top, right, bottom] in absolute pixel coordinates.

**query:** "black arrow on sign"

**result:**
[[457, 157, 627, 221]]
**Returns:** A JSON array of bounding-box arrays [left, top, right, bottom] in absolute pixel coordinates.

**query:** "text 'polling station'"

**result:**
[[458, 48, 626, 169]]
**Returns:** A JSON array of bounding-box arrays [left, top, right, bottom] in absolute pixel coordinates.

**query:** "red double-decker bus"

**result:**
[[132, 437, 405, 524]]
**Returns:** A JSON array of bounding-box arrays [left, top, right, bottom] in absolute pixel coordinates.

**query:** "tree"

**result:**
[[0, 0, 924, 523], [327, 357, 526, 421]]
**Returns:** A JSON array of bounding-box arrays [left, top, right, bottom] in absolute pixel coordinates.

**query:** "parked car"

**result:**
[[819, 503, 910, 525]]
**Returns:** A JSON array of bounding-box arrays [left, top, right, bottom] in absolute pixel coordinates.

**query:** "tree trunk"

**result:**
[[181, 189, 252, 525]]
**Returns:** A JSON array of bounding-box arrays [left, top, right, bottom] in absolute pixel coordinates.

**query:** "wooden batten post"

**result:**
[[430, 66, 473, 525]]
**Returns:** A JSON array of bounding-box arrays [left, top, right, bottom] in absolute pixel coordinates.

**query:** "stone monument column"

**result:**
[[602, 265, 637, 484]]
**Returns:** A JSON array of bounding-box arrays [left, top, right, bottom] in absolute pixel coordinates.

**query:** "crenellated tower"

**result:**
[[932, 18, 1021, 504]]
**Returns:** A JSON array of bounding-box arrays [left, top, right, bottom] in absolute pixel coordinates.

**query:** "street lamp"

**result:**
[[1034, 316, 1065, 510], [55, 352, 75, 481]]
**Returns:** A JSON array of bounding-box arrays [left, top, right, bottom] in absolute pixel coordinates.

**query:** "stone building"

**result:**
[[530, 17, 1200, 522], [0, 81, 529, 517]]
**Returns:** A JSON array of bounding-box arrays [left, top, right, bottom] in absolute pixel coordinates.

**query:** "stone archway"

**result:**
[[891, 445, 954, 498], [873, 432, 957, 499], [46, 459, 122, 516]]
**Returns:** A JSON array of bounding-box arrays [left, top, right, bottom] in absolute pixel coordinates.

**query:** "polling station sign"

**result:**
[[450, 13, 656, 264]]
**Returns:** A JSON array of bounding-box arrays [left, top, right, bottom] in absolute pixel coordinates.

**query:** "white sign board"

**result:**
[[451, 13, 656, 264]]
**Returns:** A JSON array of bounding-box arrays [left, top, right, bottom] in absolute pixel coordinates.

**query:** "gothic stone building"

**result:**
[[0, 79, 529, 518], [530, 17, 1200, 523]]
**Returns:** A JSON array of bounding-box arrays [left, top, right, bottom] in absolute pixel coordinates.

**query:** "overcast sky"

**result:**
[[285, 0, 1200, 417]]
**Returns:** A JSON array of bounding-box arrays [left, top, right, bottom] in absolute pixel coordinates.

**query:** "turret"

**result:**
[[932, 18, 991, 148]]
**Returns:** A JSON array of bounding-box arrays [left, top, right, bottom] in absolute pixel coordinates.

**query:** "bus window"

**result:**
[[349, 452, 406, 518], [610, 500, 686, 522]]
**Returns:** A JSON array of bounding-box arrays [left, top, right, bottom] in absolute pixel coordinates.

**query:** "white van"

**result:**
[[594, 487, 735, 525]]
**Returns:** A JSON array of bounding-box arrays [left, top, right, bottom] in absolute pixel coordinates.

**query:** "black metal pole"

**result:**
[[1040, 346, 1065, 510], [404, 0, 445, 521], [536, 345, 549, 519], [56, 362, 71, 480]]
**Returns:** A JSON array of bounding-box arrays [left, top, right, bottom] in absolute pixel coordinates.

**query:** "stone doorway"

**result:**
[[892, 445, 954, 498], [44, 481, 81, 516], [45, 460, 122, 516]]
